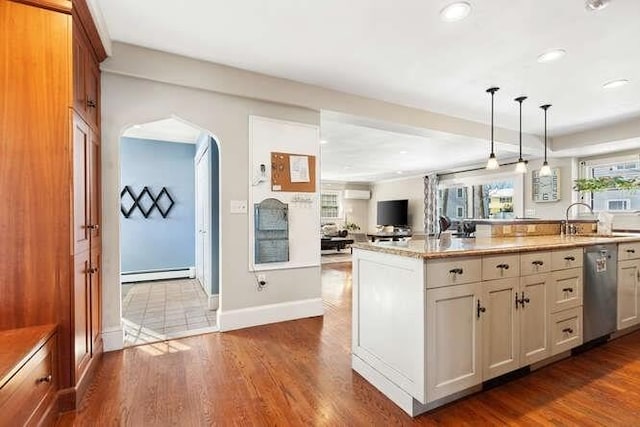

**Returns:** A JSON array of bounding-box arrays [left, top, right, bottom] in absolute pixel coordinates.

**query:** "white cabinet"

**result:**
[[617, 259, 640, 330], [549, 268, 583, 313], [426, 282, 483, 402], [481, 264, 550, 380], [550, 307, 583, 355], [482, 278, 520, 380], [520, 274, 550, 365]]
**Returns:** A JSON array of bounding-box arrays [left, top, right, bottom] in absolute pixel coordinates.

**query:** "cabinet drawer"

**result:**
[[551, 248, 583, 271], [482, 254, 520, 281], [549, 268, 583, 313], [619, 242, 640, 261], [520, 251, 551, 276], [426, 257, 481, 288], [550, 307, 582, 356], [0, 336, 56, 425]]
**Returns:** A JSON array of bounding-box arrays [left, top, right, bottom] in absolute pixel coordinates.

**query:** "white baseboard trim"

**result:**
[[218, 298, 324, 332], [102, 326, 124, 352], [121, 267, 195, 283], [208, 294, 219, 310]]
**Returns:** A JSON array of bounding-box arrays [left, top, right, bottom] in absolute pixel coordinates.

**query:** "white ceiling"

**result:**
[[98, 0, 640, 137], [122, 118, 202, 144]]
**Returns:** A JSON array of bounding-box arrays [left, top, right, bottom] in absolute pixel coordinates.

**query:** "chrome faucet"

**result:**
[[564, 202, 594, 235]]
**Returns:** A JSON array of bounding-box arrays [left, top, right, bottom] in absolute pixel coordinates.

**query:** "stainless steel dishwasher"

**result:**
[[583, 244, 618, 342]]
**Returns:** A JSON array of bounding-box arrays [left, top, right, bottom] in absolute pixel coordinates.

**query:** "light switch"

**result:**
[[230, 200, 248, 214]]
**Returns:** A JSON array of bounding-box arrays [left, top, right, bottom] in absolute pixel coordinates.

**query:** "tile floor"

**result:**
[[122, 278, 217, 346]]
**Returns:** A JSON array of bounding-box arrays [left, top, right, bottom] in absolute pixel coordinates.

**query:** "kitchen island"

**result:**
[[351, 234, 640, 416]]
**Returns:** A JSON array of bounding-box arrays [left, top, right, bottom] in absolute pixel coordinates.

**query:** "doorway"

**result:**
[[119, 117, 220, 346]]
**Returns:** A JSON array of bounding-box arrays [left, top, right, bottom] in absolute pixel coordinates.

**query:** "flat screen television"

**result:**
[[377, 199, 408, 226]]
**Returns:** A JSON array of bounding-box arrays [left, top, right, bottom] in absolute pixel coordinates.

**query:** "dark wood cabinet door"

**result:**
[[73, 253, 91, 379], [72, 25, 87, 117], [85, 57, 100, 129], [90, 250, 102, 355], [73, 114, 90, 255]]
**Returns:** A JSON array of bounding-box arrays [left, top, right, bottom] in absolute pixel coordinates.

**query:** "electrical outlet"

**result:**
[[230, 200, 247, 214]]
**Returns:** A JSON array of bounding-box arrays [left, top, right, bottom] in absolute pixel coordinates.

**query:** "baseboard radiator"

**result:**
[[121, 266, 196, 283]]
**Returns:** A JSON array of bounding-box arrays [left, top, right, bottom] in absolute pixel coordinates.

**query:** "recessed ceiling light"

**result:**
[[537, 49, 567, 63], [396, 171, 403, 175], [320, 140, 328, 144], [585, 0, 610, 11], [440, 2, 472, 22], [399, 150, 408, 154], [132, 124, 142, 129], [603, 79, 629, 89]]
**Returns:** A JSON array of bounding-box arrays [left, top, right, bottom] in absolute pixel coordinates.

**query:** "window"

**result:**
[[607, 199, 630, 211], [582, 155, 640, 212], [320, 191, 341, 219], [456, 188, 464, 198], [456, 206, 464, 217]]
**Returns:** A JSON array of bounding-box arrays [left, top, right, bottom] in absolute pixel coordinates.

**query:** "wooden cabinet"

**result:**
[[0, 0, 106, 414], [550, 307, 583, 355], [72, 22, 100, 130], [426, 282, 483, 402], [617, 259, 640, 330], [0, 326, 58, 427]]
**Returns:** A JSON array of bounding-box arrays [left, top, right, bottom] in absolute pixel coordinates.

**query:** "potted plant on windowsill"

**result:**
[[573, 177, 640, 193]]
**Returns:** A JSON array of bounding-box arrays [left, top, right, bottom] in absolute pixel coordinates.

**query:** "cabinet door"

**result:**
[[72, 114, 90, 255], [482, 278, 520, 380], [618, 260, 640, 330], [426, 282, 482, 402], [89, 129, 101, 246], [72, 25, 87, 116], [85, 57, 100, 129], [74, 253, 91, 378], [90, 250, 102, 355], [520, 274, 550, 365]]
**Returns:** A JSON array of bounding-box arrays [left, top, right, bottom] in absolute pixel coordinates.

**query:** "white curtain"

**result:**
[[424, 174, 439, 236]]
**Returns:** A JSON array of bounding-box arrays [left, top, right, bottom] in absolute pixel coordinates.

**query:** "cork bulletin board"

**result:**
[[271, 152, 317, 192]]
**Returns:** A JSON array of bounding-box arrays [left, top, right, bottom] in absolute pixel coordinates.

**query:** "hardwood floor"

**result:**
[[58, 262, 640, 426]]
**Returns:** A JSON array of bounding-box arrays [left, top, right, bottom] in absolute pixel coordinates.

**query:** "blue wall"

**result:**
[[120, 137, 196, 273]]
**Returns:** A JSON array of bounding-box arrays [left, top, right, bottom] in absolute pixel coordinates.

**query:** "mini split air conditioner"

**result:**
[[343, 190, 371, 200]]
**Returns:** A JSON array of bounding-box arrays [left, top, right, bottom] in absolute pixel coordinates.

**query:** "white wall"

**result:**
[[523, 157, 576, 219], [369, 175, 425, 234], [101, 72, 323, 347], [321, 181, 371, 232]]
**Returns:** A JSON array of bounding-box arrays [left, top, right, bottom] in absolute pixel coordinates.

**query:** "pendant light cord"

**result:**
[[515, 96, 527, 160], [486, 87, 499, 154], [540, 104, 552, 164]]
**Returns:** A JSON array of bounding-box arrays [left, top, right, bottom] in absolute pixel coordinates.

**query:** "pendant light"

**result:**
[[514, 96, 528, 174], [539, 104, 552, 176], [486, 87, 500, 170]]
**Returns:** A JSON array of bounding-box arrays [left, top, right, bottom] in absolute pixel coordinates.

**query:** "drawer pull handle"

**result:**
[[626, 249, 636, 254], [562, 327, 574, 334], [496, 263, 510, 270], [562, 287, 574, 293], [564, 256, 576, 261], [449, 268, 464, 275], [532, 260, 544, 266], [36, 374, 52, 384], [477, 300, 486, 318]]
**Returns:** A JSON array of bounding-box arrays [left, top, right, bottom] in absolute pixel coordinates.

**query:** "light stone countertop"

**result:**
[[352, 233, 640, 260]]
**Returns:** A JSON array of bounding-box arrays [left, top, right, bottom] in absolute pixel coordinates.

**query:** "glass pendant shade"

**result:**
[[540, 104, 552, 177], [486, 153, 499, 170], [514, 96, 528, 174], [486, 87, 500, 170]]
